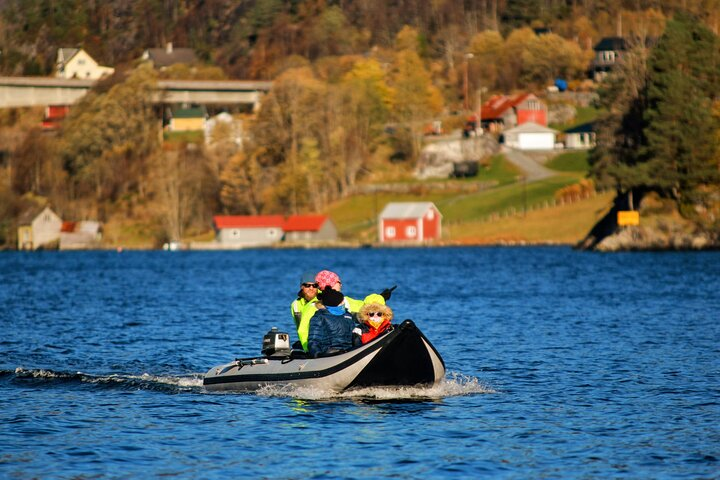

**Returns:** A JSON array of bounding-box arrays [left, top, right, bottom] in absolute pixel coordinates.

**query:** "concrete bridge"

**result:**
[[0, 76, 273, 109]]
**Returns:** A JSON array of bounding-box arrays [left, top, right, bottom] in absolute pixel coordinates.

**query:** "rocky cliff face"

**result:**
[[415, 135, 500, 179]]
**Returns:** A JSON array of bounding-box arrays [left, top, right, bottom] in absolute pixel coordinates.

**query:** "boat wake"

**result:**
[[255, 372, 495, 401], [4, 368, 493, 401], [5, 367, 204, 393]]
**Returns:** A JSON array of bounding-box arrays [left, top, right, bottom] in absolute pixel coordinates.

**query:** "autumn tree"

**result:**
[[219, 150, 266, 215], [498, 27, 535, 90], [390, 27, 444, 162], [60, 65, 159, 210], [469, 30, 504, 92], [151, 145, 217, 242], [251, 66, 327, 213], [520, 33, 590, 86]]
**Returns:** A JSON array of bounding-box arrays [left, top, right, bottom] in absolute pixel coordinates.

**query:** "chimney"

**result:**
[[166, 42, 173, 54]]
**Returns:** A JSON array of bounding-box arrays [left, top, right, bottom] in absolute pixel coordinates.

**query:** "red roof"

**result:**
[[480, 93, 533, 120], [213, 215, 285, 229], [283, 215, 328, 232], [61, 221, 76, 233]]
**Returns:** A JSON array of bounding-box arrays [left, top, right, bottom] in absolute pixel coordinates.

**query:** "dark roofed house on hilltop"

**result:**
[[283, 215, 337, 243], [141, 43, 198, 69], [591, 37, 626, 81]]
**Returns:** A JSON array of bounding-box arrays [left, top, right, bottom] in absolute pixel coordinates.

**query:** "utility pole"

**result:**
[[463, 53, 474, 112]]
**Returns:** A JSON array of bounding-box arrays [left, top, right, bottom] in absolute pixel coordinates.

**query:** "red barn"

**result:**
[[379, 202, 442, 243], [480, 93, 547, 133]]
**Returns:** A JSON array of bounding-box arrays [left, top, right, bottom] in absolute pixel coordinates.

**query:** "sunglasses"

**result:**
[[302, 283, 319, 288], [367, 312, 383, 317]]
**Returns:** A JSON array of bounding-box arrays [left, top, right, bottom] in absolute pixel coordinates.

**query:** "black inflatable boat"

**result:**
[[203, 320, 445, 392]]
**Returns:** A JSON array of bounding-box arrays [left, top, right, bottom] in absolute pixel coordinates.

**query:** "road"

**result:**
[[502, 147, 555, 181]]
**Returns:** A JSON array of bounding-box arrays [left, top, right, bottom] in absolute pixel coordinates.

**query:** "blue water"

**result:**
[[1, 248, 718, 479]]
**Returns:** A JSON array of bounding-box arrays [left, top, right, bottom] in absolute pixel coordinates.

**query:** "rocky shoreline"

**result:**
[[576, 191, 719, 252]]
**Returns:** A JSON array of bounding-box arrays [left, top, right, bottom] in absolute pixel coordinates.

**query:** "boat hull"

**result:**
[[203, 320, 445, 392]]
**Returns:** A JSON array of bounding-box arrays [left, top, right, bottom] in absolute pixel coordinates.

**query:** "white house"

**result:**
[[17, 206, 63, 250], [213, 215, 285, 248], [56, 48, 114, 80], [503, 122, 558, 151], [564, 122, 596, 149]]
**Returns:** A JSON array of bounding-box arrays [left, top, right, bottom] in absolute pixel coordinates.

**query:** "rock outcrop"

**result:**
[[577, 191, 719, 251], [415, 135, 500, 179]]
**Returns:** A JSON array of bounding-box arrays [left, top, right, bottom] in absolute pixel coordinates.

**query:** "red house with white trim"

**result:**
[[283, 215, 337, 243], [379, 202, 442, 243]]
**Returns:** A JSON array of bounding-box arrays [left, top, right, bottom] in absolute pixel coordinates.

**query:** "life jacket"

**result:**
[[361, 319, 391, 344], [290, 296, 316, 329]]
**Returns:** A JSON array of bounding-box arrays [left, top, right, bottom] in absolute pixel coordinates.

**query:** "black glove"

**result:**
[[380, 285, 397, 301]]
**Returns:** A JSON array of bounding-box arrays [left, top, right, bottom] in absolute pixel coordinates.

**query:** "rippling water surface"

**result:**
[[1, 248, 718, 478]]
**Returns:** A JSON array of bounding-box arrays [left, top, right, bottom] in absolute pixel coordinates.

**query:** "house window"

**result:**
[[232, 229, 239, 236], [268, 229, 278, 237], [426, 210, 435, 220], [78, 59, 86, 65], [527, 100, 540, 110], [406, 226, 417, 237], [386, 226, 396, 238]]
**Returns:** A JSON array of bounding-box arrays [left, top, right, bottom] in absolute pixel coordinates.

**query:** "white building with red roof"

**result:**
[[283, 215, 337, 243], [213, 215, 285, 247]]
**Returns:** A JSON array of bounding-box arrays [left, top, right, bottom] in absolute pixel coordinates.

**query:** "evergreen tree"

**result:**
[[590, 13, 720, 215], [642, 12, 720, 210]]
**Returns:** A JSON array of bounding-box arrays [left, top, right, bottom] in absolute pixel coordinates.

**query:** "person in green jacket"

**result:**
[[290, 270, 319, 331], [296, 269, 394, 351]]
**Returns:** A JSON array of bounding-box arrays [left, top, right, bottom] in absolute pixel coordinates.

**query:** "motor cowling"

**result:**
[[262, 327, 291, 357]]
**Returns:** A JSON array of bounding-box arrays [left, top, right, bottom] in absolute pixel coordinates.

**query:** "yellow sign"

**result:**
[[617, 210, 640, 226]]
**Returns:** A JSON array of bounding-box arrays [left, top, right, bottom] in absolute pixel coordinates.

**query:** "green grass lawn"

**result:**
[[573, 106, 603, 126], [477, 154, 522, 185], [546, 151, 590, 172], [437, 173, 582, 222], [327, 150, 594, 241]]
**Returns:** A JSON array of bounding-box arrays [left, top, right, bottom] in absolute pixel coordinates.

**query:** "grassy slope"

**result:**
[[328, 149, 612, 245], [445, 191, 614, 244]]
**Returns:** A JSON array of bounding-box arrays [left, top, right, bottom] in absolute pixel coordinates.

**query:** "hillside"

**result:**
[[325, 150, 610, 246]]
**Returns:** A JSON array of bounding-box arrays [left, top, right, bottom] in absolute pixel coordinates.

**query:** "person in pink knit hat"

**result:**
[[315, 270, 342, 291], [294, 269, 395, 352]]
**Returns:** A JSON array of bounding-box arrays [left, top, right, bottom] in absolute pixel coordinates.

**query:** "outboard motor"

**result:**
[[262, 327, 291, 357]]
